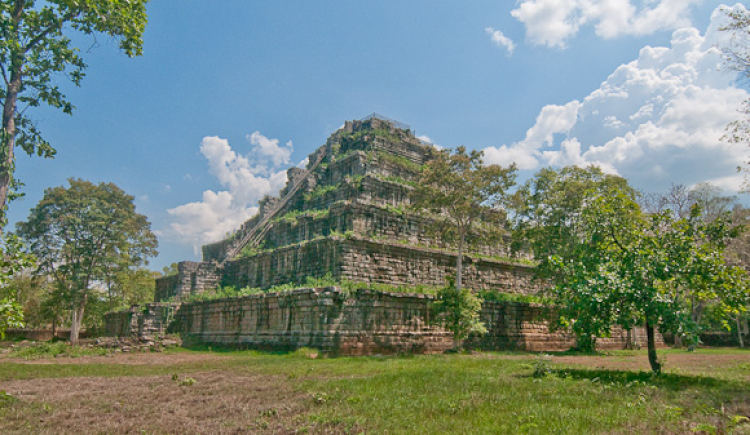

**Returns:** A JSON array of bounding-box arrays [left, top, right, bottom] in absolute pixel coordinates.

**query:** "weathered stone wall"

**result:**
[[154, 262, 221, 302], [104, 303, 180, 338], [104, 309, 137, 337], [466, 301, 660, 351], [155, 274, 179, 302], [148, 287, 652, 354], [222, 238, 344, 290], [263, 201, 507, 257], [219, 237, 533, 293], [173, 287, 453, 355], [339, 237, 537, 293]]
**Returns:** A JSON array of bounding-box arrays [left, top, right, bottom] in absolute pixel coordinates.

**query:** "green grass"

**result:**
[[8, 342, 111, 360], [1, 348, 749, 433]]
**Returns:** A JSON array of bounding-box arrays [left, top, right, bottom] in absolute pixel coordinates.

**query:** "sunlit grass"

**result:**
[[1, 347, 749, 434]]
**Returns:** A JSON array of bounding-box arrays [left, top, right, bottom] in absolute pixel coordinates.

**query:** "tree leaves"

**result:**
[[15, 178, 157, 336], [513, 166, 750, 371]]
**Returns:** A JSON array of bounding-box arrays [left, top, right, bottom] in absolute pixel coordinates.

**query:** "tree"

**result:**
[[16, 178, 157, 342], [510, 165, 633, 282], [0, 0, 149, 216], [640, 183, 736, 222], [431, 280, 487, 348], [103, 266, 159, 309], [514, 167, 749, 373], [640, 182, 739, 343], [412, 147, 516, 292], [0, 232, 33, 337]]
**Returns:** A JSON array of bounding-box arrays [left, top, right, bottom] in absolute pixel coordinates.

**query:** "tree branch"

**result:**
[[23, 11, 79, 54], [0, 63, 9, 87]]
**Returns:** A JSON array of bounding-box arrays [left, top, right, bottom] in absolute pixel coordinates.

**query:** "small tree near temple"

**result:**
[[431, 278, 487, 348], [16, 179, 157, 342], [411, 146, 516, 292]]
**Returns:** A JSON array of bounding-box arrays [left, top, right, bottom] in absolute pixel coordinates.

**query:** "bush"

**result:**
[[431, 285, 487, 345]]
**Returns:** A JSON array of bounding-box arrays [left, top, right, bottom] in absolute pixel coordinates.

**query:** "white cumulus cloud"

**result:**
[[485, 27, 516, 55], [167, 131, 293, 254], [484, 4, 750, 193], [511, 0, 704, 49]]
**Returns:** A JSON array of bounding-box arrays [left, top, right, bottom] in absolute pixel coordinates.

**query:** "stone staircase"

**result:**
[[217, 149, 327, 267]]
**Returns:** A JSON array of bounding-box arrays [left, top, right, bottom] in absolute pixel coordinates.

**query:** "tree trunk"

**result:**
[[0, 77, 19, 217], [737, 316, 745, 348], [0, 1, 25, 219], [69, 295, 86, 343], [646, 321, 661, 374], [456, 231, 464, 291]]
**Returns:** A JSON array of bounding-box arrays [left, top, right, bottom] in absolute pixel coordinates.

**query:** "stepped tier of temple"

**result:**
[[154, 115, 537, 302]]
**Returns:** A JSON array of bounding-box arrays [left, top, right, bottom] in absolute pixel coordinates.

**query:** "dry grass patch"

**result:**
[[1, 371, 326, 434]]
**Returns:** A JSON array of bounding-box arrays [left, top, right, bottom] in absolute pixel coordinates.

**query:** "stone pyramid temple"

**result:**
[[106, 115, 649, 354], [154, 114, 537, 302]]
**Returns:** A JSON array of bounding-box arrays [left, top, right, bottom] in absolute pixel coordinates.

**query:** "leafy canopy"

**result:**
[[513, 166, 749, 373], [0, 0, 148, 212], [412, 146, 516, 290], [16, 178, 157, 340]]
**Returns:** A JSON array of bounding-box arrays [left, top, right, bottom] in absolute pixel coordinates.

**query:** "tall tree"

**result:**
[[510, 165, 634, 282], [514, 167, 749, 373], [16, 178, 157, 342], [412, 147, 516, 291], [0, 0, 149, 216]]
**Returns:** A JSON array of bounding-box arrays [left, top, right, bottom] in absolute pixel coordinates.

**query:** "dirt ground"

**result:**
[[551, 352, 750, 377], [4, 351, 232, 366], [2, 370, 316, 434]]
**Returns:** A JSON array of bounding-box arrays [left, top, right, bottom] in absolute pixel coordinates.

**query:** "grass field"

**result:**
[[1, 346, 749, 434]]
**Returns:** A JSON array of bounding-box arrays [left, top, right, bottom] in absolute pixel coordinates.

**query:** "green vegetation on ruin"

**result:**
[[338, 126, 403, 144], [304, 183, 340, 202], [182, 273, 443, 303], [375, 174, 418, 188], [370, 150, 425, 173], [181, 271, 548, 306], [271, 208, 330, 226]]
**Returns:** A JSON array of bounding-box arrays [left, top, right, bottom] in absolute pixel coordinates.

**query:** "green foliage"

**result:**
[[477, 290, 547, 305], [161, 263, 179, 277], [183, 274, 445, 303], [272, 209, 329, 226], [513, 166, 750, 372], [182, 285, 266, 303], [16, 178, 158, 342], [0, 390, 18, 408], [372, 150, 424, 173], [0, 233, 35, 336], [412, 146, 516, 291], [532, 354, 553, 378], [431, 284, 487, 344], [376, 174, 418, 188], [304, 183, 339, 202], [9, 342, 109, 359], [0, 0, 149, 213], [0, 297, 23, 338]]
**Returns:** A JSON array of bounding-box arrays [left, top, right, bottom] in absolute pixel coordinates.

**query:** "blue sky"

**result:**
[[8, 1, 749, 270]]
